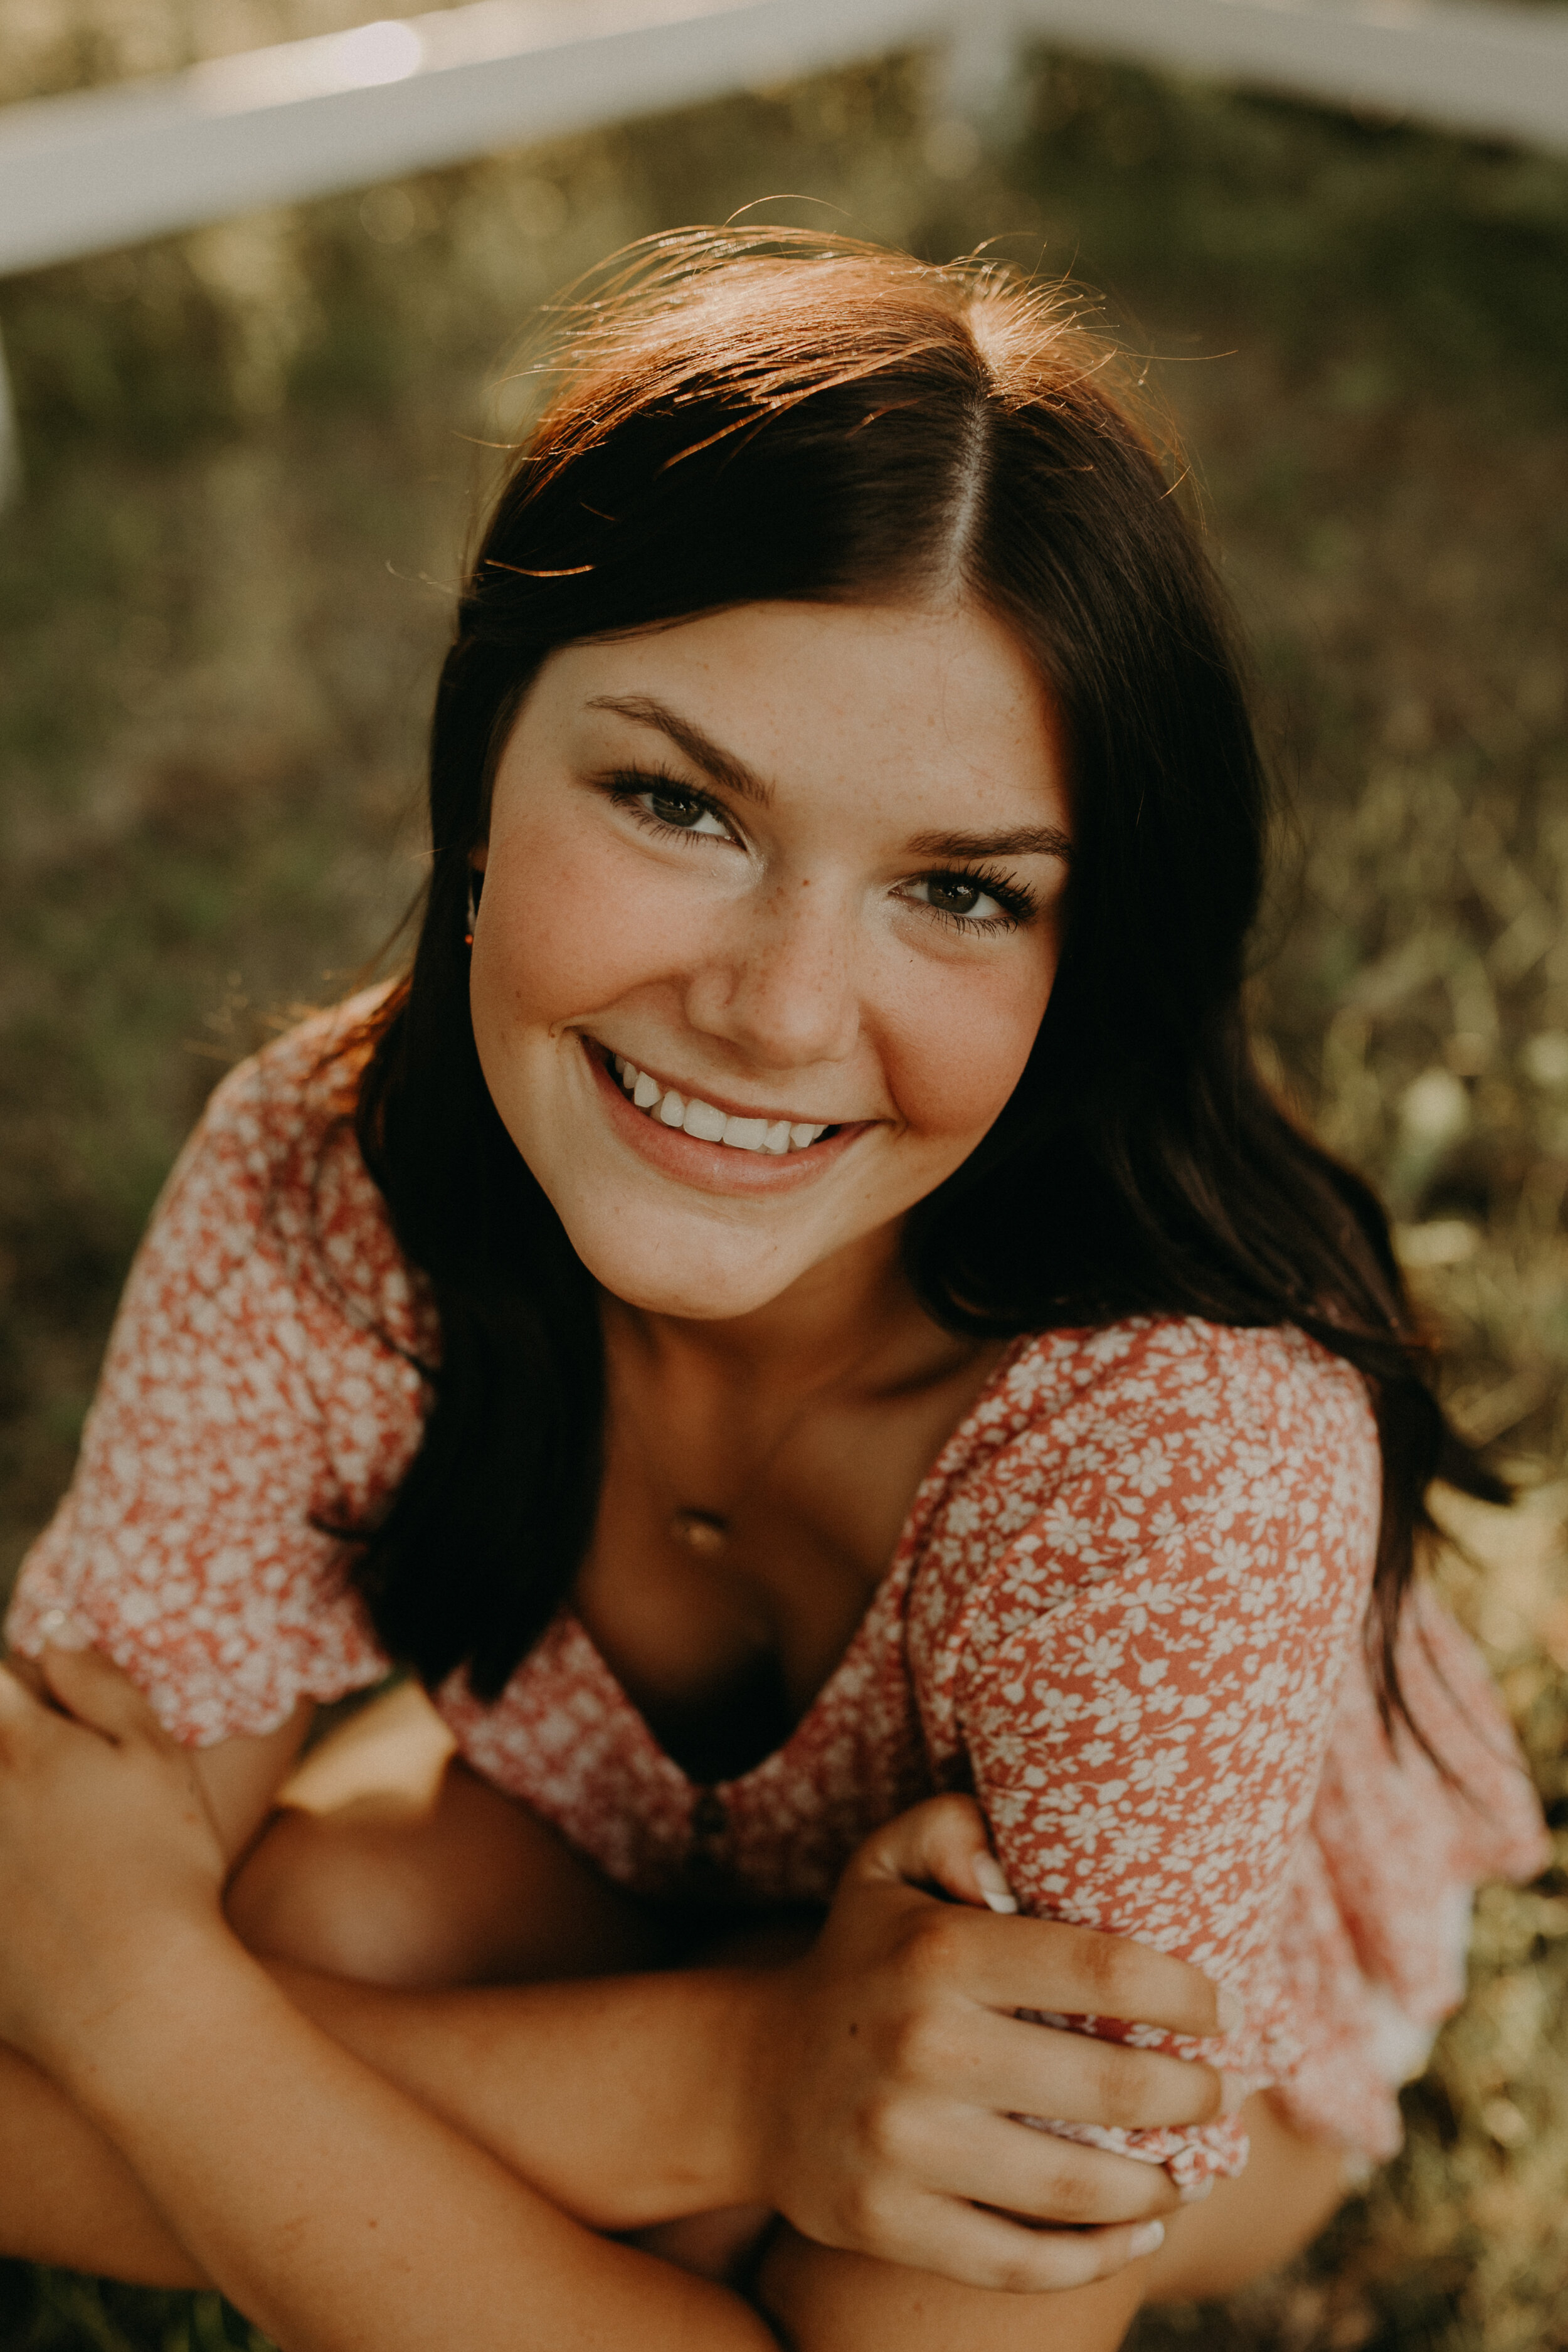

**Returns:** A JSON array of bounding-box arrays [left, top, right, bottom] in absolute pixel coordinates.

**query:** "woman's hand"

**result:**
[[745, 1794, 1236, 2294], [0, 1646, 228, 2075]]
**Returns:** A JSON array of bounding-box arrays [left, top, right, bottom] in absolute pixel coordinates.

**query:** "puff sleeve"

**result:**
[[909, 1318, 1381, 2191], [4, 1010, 430, 1744]]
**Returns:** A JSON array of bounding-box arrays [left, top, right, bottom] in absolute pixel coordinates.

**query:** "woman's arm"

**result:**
[[265, 1806, 1234, 2261], [0, 1653, 1231, 2301], [2, 1637, 314, 1868], [0, 1651, 776, 2351], [56, 1933, 781, 2352], [194, 1700, 316, 1862]]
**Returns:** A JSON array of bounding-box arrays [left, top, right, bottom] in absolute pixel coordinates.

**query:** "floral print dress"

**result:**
[[6, 1003, 1549, 2193]]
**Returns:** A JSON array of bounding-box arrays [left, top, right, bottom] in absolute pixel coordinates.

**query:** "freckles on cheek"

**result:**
[[889, 971, 1049, 1141], [489, 847, 675, 1019]]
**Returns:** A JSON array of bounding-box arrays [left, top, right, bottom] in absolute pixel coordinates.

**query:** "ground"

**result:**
[[0, 15, 1565, 2348]]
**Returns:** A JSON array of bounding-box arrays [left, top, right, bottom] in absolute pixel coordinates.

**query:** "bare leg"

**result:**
[[755, 2090, 1349, 2349], [226, 1681, 670, 1987], [4, 1688, 1350, 2321], [1142, 2089, 1347, 2304], [0, 2042, 206, 2284], [2, 1686, 665, 2284], [231, 1691, 1352, 2311]]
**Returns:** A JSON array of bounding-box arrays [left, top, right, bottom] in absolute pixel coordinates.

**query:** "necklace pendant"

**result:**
[[670, 1508, 729, 1557]]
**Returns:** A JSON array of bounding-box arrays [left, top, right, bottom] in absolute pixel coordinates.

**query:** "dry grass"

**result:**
[[0, 18, 1565, 2348]]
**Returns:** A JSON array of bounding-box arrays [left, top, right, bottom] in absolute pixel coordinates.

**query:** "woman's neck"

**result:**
[[598, 1221, 960, 1409]]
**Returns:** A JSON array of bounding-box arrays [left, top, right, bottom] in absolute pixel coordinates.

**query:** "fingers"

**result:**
[[891, 2109, 1184, 2232], [891, 1989, 1232, 2132], [905, 1899, 1238, 2043], [1000, 2013, 1237, 2131], [0, 1661, 42, 1752], [856, 1793, 1019, 1914], [853, 1796, 1240, 2037], [869, 2193, 1169, 2297], [0, 1653, 47, 1704], [34, 1644, 172, 1751]]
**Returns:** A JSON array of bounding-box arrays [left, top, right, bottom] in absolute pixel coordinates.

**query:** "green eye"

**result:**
[[924, 877, 983, 915]]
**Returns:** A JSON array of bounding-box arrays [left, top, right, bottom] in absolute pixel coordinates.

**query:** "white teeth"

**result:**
[[682, 1098, 727, 1142], [610, 1053, 833, 1153]]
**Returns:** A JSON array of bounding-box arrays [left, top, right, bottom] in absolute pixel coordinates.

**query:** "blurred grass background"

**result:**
[[1, 6, 1567, 2346]]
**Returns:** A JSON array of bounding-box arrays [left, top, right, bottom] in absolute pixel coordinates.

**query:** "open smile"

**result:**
[[582, 1039, 872, 1191], [610, 1052, 834, 1155]]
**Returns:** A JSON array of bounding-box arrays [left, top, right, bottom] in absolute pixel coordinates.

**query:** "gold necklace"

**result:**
[[661, 1330, 898, 1560], [669, 1507, 730, 1557]]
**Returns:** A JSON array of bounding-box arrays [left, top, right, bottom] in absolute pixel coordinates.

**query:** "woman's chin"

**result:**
[[557, 1214, 807, 1323], [585, 1255, 798, 1323]]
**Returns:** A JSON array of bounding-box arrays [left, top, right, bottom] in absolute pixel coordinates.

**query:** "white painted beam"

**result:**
[[0, 0, 946, 279], [1018, 0, 1568, 155], [2, 0, 1565, 290]]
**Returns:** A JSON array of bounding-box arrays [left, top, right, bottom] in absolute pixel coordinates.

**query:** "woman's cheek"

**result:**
[[482, 835, 691, 1028], [886, 952, 1055, 1155]]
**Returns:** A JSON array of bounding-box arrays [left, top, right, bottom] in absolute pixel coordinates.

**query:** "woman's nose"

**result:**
[[683, 877, 861, 1071]]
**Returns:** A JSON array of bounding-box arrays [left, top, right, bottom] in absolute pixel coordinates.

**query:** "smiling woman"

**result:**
[[470, 604, 1070, 1310], [0, 230, 1548, 2352]]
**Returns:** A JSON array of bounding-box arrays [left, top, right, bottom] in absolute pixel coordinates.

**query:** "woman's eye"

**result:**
[[923, 877, 985, 916], [641, 787, 731, 838], [904, 873, 1019, 926]]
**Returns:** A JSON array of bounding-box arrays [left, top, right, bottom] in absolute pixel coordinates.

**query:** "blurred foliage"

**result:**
[[0, 2269, 273, 2351], [1, 8, 1567, 2349]]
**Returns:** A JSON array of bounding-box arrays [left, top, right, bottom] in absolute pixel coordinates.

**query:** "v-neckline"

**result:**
[[560, 1332, 1038, 1793]]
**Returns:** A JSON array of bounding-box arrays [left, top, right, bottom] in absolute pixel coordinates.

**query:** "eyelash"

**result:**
[[917, 865, 1037, 935], [599, 768, 1039, 935]]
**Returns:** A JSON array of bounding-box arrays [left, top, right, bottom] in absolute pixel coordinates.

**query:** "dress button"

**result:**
[[688, 1786, 730, 1889]]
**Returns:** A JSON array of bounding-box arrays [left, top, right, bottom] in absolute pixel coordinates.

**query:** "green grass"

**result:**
[[0, 2272, 274, 2352], [1, 20, 1566, 2349]]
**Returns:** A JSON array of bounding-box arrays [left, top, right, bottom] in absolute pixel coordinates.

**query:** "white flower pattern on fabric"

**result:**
[[4, 1005, 1549, 2193]]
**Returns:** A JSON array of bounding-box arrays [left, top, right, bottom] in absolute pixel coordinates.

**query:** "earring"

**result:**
[[464, 868, 480, 946]]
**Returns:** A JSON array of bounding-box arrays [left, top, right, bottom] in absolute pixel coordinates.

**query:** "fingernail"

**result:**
[[1216, 1985, 1244, 2035], [973, 1853, 1019, 1914], [1220, 2072, 1248, 2116], [1128, 2220, 1165, 2259], [1179, 2176, 1215, 2204], [38, 1608, 92, 1652]]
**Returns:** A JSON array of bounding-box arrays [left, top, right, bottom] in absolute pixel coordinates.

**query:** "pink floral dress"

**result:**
[[6, 1003, 1549, 2193]]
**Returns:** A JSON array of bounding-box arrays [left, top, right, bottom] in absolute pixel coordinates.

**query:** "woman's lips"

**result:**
[[582, 1037, 871, 1193]]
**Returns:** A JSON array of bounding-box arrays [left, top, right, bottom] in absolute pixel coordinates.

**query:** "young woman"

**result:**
[[0, 231, 1547, 2352]]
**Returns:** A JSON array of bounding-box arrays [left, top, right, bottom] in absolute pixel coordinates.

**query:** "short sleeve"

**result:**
[[911, 1319, 1381, 2192], [4, 1010, 430, 1745]]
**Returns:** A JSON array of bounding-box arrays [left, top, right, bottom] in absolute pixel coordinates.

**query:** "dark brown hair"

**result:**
[[345, 229, 1499, 1736]]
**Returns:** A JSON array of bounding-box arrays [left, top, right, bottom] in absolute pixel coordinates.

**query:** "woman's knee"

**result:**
[[226, 1796, 480, 1986], [227, 1755, 671, 1988], [1139, 2092, 1349, 2307]]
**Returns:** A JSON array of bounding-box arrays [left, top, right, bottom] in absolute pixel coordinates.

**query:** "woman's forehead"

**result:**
[[511, 600, 1072, 839]]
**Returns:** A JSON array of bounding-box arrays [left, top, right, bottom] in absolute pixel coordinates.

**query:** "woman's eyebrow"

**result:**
[[907, 825, 1073, 863], [585, 694, 771, 807]]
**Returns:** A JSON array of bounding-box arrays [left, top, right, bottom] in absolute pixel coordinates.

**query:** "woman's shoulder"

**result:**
[[906, 1313, 1380, 1640], [142, 985, 427, 1353], [952, 1313, 1375, 1475], [195, 985, 391, 1166], [997, 1312, 1374, 1439]]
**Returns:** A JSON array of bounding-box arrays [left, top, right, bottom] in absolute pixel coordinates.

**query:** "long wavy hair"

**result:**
[[344, 228, 1500, 1740]]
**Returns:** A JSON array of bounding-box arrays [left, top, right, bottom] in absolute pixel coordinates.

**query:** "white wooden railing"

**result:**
[[1, 0, 1566, 491]]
